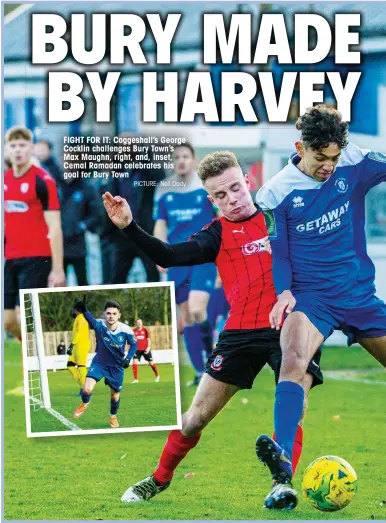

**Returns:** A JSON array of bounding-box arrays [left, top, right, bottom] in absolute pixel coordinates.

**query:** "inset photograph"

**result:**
[[21, 282, 181, 437]]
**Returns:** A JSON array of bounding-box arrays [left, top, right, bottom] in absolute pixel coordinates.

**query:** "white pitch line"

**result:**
[[324, 372, 386, 386], [31, 397, 82, 431]]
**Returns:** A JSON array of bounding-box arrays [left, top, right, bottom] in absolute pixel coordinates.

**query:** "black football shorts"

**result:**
[[206, 328, 323, 390], [4, 257, 51, 309], [134, 350, 153, 362]]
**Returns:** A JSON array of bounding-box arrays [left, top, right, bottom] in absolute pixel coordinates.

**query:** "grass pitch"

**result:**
[[4, 339, 386, 520], [29, 363, 178, 434]]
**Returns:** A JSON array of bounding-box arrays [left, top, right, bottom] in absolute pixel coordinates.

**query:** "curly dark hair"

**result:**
[[296, 105, 349, 150]]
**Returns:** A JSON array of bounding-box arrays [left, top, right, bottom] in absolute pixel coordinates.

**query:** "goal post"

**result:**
[[24, 292, 51, 410]]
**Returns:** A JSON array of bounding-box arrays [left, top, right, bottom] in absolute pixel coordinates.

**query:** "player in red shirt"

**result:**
[[103, 151, 322, 503], [4, 126, 66, 339], [132, 319, 160, 383]]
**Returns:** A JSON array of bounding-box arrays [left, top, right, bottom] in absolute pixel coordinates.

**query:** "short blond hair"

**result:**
[[5, 126, 33, 143], [197, 151, 239, 183]]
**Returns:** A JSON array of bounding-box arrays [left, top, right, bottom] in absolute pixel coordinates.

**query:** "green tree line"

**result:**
[[38, 287, 172, 331]]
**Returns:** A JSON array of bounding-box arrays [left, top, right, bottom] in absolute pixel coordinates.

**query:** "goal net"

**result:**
[[23, 293, 51, 411]]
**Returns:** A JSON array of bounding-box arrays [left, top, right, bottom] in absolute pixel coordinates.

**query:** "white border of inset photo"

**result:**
[[20, 281, 182, 438]]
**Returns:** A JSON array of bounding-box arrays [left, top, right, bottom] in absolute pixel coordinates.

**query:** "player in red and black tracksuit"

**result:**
[[102, 151, 322, 503], [132, 319, 160, 382], [4, 126, 65, 339]]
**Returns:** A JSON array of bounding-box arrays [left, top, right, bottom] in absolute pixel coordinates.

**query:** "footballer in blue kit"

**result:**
[[73, 299, 137, 428], [153, 143, 217, 385], [254, 105, 386, 510]]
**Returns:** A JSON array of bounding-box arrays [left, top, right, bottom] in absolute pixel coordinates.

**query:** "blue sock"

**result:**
[[110, 398, 120, 415], [183, 324, 206, 374], [81, 392, 91, 404], [199, 319, 213, 356], [274, 381, 304, 459]]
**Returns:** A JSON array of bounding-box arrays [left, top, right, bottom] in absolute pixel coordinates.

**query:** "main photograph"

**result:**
[[3, 1, 386, 520]]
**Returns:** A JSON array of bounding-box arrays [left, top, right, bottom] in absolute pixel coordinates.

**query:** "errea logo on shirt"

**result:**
[[292, 196, 304, 208]]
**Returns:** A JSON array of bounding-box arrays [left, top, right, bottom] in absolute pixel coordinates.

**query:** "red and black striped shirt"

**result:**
[[123, 208, 277, 330]]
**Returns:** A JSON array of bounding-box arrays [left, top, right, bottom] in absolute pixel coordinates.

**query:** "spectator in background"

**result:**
[[35, 141, 104, 285], [96, 134, 165, 284], [57, 340, 66, 355], [57, 175, 103, 285], [96, 175, 124, 284], [111, 163, 164, 284], [34, 140, 62, 180]]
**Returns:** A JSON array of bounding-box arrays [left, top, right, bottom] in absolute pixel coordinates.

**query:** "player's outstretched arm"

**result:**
[[103, 192, 219, 268]]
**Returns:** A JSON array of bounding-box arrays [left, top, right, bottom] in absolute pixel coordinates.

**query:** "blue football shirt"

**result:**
[[256, 143, 386, 299], [153, 173, 217, 243], [84, 310, 137, 367]]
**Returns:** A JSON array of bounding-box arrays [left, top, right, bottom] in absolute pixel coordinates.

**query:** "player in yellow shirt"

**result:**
[[67, 301, 92, 393]]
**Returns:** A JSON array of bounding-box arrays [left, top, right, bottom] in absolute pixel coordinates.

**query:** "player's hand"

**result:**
[[66, 343, 74, 356], [102, 192, 133, 229], [48, 269, 66, 287], [157, 265, 167, 274], [122, 359, 131, 369], [144, 348, 151, 355], [269, 290, 296, 330], [74, 300, 87, 313], [262, 236, 272, 255]]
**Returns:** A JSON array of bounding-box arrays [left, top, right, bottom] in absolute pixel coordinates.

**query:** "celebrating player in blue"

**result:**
[[255, 105, 386, 510], [73, 299, 137, 428], [153, 143, 217, 385]]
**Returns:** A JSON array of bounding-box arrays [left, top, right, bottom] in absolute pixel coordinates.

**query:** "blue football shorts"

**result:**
[[168, 263, 217, 304], [87, 360, 124, 392], [292, 290, 386, 344]]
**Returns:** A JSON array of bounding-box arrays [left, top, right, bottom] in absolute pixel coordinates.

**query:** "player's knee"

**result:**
[[83, 385, 93, 395], [181, 409, 207, 436], [281, 349, 309, 380], [4, 316, 14, 332], [190, 308, 207, 324]]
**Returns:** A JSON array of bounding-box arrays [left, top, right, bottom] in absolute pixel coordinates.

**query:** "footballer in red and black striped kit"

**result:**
[[4, 126, 66, 340], [103, 150, 322, 504], [190, 209, 276, 331], [132, 319, 160, 383]]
